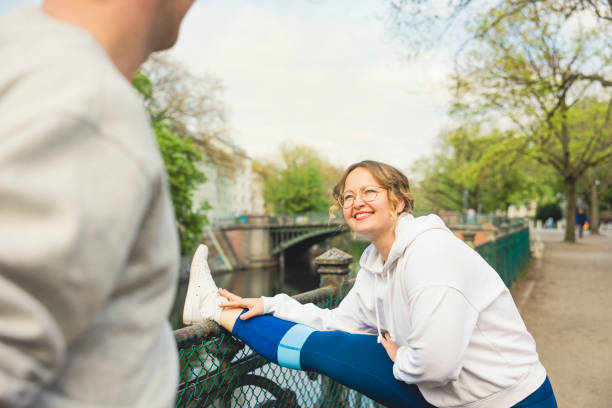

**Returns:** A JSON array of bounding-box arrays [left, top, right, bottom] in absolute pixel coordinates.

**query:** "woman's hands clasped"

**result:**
[[218, 288, 264, 320]]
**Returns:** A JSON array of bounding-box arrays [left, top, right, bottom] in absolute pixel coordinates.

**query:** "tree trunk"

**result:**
[[590, 183, 600, 234], [564, 178, 577, 242]]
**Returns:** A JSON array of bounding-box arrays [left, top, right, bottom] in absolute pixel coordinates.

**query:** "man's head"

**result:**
[[42, 0, 196, 77]]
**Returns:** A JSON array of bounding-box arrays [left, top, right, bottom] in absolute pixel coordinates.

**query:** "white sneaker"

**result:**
[[182, 244, 225, 325]]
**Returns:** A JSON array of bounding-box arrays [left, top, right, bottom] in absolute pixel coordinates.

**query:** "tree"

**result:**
[[141, 54, 239, 178], [578, 157, 612, 233], [256, 144, 341, 215], [412, 125, 547, 214], [387, 0, 612, 56], [132, 71, 210, 254], [451, 3, 612, 241], [141, 54, 226, 138]]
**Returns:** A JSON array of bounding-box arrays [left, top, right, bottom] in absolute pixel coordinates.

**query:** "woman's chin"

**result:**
[[350, 221, 375, 237]]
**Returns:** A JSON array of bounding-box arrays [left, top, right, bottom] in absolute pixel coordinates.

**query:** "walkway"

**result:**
[[511, 230, 612, 407]]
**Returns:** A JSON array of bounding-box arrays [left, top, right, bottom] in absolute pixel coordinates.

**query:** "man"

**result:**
[[575, 208, 588, 239], [0, 0, 194, 406]]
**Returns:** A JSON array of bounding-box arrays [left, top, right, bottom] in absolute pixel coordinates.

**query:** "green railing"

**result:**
[[475, 227, 530, 287], [174, 227, 531, 407]]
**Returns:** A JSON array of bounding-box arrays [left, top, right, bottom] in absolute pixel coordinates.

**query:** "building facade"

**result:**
[[192, 135, 264, 223]]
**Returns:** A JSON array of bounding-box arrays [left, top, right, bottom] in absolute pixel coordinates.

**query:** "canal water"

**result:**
[[170, 263, 319, 330], [169, 236, 369, 330]]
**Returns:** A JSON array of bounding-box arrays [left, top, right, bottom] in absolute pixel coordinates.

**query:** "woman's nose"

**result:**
[[353, 194, 366, 207]]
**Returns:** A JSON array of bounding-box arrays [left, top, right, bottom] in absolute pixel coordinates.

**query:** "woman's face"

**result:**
[[342, 167, 402, 242]]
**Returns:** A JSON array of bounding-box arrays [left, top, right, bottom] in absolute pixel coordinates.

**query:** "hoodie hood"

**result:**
[[359, 213, 452, 276]]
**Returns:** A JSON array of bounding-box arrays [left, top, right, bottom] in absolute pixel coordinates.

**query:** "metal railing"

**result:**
[[173, 227, 531, 407], [475, 227, 530, 287]]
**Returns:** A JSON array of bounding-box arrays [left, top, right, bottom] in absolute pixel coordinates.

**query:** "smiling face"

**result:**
[[342, 167, 404, 244]]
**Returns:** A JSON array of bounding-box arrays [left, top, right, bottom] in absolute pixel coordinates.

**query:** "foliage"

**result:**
[[141, 54, 240, 178], [449, 2, 612, 241], [133, 71, 210, 254], [141, 54, 226, 138], [535, 202, 563, 222], [411, 125, 546, 213], [578, 156, 612, 232], [255, 144, 341, 214]]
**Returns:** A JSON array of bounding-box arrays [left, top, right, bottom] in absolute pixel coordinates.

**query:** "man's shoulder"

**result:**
[[1, 6, 136, 106]]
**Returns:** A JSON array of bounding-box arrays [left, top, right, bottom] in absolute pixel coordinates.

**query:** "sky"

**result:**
[[2, 0, 453, 173]]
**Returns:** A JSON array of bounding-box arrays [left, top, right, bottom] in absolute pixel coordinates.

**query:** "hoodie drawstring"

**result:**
[[374, 274, 383, 343], [375, 268, 394, 344]]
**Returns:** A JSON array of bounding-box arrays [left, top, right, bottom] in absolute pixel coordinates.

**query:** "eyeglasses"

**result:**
[[338, 186, 385, 209]]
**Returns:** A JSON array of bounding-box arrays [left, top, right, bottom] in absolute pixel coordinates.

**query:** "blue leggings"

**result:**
[[232, 312, 433, 408], [232, 312, 556, 408]]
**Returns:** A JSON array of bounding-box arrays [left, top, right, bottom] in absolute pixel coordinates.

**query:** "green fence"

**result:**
[[174, 227, 531, 407], [475, 226, 530, 287]]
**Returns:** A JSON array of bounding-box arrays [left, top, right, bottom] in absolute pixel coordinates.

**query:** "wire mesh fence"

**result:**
[[173, 283, 383, 408], [173, 227, 530, 407]]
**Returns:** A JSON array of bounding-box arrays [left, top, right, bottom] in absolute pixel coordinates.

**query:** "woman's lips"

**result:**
[[354, 211, 372, 220]]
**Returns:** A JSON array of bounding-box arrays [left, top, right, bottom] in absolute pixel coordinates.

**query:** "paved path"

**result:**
[[511, 230, 612, 407]]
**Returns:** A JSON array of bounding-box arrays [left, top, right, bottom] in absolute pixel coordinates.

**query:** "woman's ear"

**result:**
[[396, 199, 406, 214]]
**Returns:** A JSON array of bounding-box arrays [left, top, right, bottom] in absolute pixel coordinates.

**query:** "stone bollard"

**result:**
[[462, 230, 477, 248], [314, 247, 352, 289]]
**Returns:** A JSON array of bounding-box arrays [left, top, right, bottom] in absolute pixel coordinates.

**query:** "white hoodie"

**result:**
[[263, 213, 546, 408]]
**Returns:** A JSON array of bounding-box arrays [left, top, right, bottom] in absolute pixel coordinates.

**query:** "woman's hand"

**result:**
[[380, 332, 400, 362], [218, 288, 264, 320]]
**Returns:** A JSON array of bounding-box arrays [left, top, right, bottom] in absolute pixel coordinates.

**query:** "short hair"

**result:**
[[329, 160, 415, 219]]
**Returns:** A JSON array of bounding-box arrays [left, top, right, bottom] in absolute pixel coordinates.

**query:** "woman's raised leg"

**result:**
[[183, 245, 434, 408]]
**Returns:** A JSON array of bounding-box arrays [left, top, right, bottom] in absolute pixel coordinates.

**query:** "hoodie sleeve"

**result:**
[[392, 286, 478, 385], [262, 270, 375, 333]]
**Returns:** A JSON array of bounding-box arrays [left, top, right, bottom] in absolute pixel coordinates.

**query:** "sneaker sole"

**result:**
[[182, 244, 208, 325]]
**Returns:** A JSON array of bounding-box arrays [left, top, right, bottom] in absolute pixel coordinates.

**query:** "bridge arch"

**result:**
[[271, 224, 348, 255]]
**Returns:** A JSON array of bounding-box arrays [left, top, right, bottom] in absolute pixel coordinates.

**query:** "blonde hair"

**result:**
[[329, 160, 415, 221]]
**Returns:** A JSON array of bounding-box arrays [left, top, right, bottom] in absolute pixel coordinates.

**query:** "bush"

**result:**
[[535, 202, 562, 222]]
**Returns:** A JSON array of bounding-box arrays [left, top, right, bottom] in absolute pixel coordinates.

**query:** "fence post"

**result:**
[[462, 230, 477, 248], [314, 247, 353, 289]]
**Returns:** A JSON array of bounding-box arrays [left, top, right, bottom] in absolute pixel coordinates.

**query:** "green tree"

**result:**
[[578, 156, 612, 234], [451, 3, 612, 241], [412, 125, 546, 213], [132, 71, 210, 254], [257, 144, 338, 214]]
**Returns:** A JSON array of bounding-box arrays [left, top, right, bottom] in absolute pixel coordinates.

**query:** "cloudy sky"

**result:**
[[2, 0, 453, 173]]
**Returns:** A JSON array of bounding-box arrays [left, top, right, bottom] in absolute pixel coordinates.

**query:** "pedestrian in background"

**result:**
[[0, 0, 194, 406], [576, 208, 588, 238]]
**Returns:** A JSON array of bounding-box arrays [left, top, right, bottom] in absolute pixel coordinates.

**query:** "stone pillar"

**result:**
[[314, 248, 352, 288], [462, 230, 477, 248]]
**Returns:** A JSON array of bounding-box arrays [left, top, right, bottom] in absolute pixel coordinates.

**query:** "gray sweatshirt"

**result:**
[[0, 6, 179, 408]]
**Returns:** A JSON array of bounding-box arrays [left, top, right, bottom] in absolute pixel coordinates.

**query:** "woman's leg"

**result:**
[[511, 377, 558, 408], [184, 245, 433, 408], [230, 311, 434, 408]]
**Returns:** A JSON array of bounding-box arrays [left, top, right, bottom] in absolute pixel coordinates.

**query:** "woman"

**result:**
[[183, 160, 557, 408]]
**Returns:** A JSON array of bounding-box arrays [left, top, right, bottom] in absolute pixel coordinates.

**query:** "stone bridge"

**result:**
[[206, 215, 348, 270]]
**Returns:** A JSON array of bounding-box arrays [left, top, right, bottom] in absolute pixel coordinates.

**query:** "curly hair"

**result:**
[[329, 160, 415, 221]]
